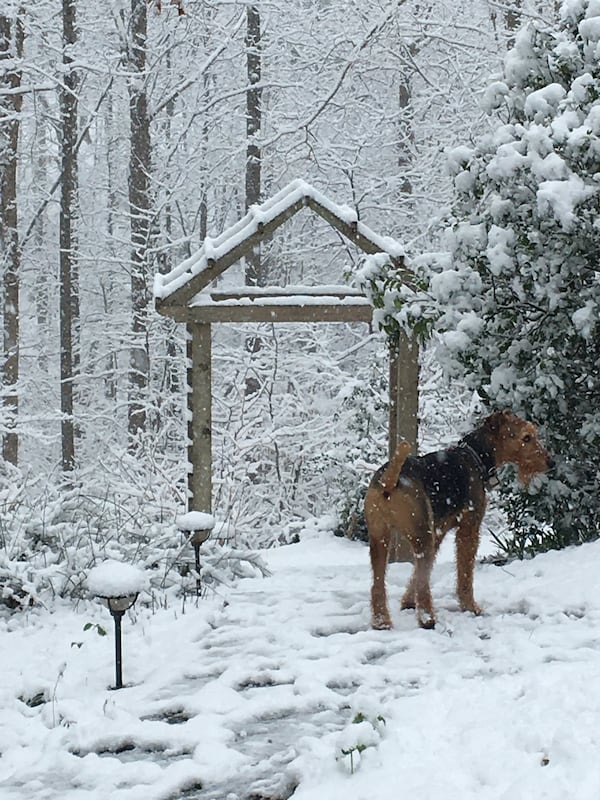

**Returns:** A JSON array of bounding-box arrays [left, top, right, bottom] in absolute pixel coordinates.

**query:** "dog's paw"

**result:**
[[372, 615, 392, 630], [417, 611, 436, 629], [460, 600, 483, 616]]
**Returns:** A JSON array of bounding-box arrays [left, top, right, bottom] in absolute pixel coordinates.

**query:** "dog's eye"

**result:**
[[522, 434, 531, 444]]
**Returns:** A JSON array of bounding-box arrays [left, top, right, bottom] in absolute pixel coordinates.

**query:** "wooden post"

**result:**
[[186, 323, 212, 512], [387, 330, 419, 563], [388, 330, 419, 456]]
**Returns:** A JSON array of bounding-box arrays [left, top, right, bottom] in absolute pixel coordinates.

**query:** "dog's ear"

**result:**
[[483, 410, 510, 435]]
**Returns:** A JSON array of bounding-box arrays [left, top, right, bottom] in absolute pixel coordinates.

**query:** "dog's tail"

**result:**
[[379, 441, 411, 498]]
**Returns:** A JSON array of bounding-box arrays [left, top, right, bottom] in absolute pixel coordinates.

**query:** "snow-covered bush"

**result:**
[[0, 313, 390, 610], [363, 0, 600, 556], [0, 453, 267, 609]]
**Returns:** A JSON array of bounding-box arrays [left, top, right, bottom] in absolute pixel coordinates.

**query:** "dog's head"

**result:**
[[484, 410, 554, 485]]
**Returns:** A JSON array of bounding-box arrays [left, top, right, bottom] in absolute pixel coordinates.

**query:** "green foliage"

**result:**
[[84, 622, 108, 636], [19, 691, 47, 708], [447, 5, 600, 554], [334, 484, 369, 542], [337, 710, 386, 774], [368, 2, 600, 557], [353, 253, 439, 346], [340, 743, 366, 759]]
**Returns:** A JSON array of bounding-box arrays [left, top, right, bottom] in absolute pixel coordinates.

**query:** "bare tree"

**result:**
[[127, 0, 152, 440], [244, 4, 263, 287], [0, 8, 24, 467], [243, 4, 264, 396], [59, 0, 80, 472], [32, 97, 51, 376], [488, 0, 522, 47], [504, 0, 522, 46]]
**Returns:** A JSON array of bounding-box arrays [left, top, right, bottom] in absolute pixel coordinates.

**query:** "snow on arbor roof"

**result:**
[[153, 179, 405, 309], [190, 286, 370, 308]]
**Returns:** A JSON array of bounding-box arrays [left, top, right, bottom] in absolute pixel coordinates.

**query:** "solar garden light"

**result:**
[[87, 560, 147, 690], [176, 511, 215, 597]]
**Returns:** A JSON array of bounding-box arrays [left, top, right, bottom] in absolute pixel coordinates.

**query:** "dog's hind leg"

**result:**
[[400, 566, 417, 611], [369, 526, 392, 629], [401, 529, 445, 611], [398, 495, 436, 626]]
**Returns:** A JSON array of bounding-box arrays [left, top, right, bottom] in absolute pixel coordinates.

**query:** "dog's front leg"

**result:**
[[455, 513, 484, 615], [412, 539, 436, 629]]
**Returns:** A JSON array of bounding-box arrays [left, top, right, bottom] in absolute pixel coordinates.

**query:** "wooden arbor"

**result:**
[[154, 179, 419, 515]]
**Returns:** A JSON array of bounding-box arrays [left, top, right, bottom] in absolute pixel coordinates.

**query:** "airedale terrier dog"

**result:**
[[365, 411, 553, 630]]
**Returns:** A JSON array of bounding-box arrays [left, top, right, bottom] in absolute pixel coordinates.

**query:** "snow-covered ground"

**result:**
[[2, 518, 600, 800]]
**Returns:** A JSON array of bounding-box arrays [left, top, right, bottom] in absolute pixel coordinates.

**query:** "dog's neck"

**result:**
[[458, 429, 499, 489]]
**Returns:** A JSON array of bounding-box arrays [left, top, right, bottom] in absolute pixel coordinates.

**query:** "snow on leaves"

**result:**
[[363, 0, 599, 551]]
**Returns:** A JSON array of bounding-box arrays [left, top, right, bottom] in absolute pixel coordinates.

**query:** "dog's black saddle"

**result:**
[[397, 434, 496, 522]]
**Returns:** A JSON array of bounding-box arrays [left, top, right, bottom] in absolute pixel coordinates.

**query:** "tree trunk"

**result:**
[[397, 66, 415, 198], [0, 10, 24, 467], [158, 47, 181, 399], [504, 0, 522, 47], [103, 90, 118, 402], [243, 4, 264, 396], [33, 98, 50, 375], [59, 0, 80, 472], [127, 0, 152, 440], [244, 4, 263, 287]]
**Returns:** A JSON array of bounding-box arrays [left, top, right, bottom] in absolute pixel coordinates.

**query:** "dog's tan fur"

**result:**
[[365, 411, 552, 630]]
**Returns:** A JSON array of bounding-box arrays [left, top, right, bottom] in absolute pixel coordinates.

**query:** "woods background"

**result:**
[[0, 1, 559, 564]]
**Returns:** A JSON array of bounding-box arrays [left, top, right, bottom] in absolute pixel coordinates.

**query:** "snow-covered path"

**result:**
[[2, 523, 600, 799]]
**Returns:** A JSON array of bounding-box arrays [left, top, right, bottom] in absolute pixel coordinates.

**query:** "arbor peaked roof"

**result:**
[[154, 178, 407, 313]]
